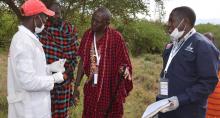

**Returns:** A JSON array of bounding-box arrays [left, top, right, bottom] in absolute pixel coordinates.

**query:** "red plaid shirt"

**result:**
[[78, 27, 133, 118], [39, 19, 78, 118]]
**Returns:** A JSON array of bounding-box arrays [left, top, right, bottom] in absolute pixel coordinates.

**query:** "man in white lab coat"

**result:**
[[7, 0, 66, 118]]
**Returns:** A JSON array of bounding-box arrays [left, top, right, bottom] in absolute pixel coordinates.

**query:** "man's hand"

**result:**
[[124, 67, 132, 80], [119, 66, 132, 80], [160, 96, 179, 113], [73, 86, 80, 106], [52, 72, 64, 84], [47, 59, 66, 73]]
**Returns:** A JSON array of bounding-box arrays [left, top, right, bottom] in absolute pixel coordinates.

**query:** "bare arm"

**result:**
[[73, 59, 84, 105], [74, 59, 84, 88]]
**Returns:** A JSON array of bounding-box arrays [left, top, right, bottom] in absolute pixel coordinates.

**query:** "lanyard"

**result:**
[[94, 33, 101, 65], [164, 28, 196, 77], [164, 39, 186, 77]]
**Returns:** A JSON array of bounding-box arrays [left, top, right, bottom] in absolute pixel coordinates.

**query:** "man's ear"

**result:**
[[184, 18, 193, 30]]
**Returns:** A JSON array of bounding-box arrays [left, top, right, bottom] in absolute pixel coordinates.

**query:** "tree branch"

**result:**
[[80, 0, 86, 22], [63, 0, 75, 19], [4, 0, 23, 20]]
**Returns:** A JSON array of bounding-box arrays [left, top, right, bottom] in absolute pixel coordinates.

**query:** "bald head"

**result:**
[[93, 7, 112, 23], [91, 7, 112, 33]]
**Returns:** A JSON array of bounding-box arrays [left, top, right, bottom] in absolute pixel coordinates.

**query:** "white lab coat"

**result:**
[[7, 25, 55, 118]]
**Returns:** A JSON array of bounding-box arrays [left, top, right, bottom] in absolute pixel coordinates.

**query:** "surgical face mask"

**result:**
[[34, 16, 45, 34], [35, 24, 45, 34], [170, 19, 185, 42]]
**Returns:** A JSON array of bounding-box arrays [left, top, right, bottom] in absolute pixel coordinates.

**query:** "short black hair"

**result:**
[[171, 6, 196, 26]]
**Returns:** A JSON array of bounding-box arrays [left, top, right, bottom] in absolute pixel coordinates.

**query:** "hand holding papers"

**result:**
[[160, 96, 179, 113], [47, 59, 66, 73], [141, 99, 171, 118]]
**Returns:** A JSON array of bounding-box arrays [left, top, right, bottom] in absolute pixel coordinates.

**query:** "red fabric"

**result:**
[[78, 27, 133, 118], [39, 19, 78, 118]]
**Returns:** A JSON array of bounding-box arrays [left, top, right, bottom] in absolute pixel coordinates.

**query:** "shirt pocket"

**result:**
[[183, 50, 195, 62]]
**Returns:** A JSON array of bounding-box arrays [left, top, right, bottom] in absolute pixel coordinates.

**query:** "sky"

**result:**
[[146, 0, 220, 24]]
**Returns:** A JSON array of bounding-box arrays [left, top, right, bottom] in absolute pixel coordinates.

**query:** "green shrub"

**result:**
[[196, 23, 220, 48], [117, 20, 169, 56], [0, 11, 18, 49], [0, 97, 7, 117]]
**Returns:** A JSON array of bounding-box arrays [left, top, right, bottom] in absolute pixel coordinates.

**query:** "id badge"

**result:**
[[160, 77, 168, 96], [94, 74, 98, 84], [93, 66, 98, 85]]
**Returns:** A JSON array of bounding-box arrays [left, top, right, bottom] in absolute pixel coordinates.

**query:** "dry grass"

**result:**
[[0, 51, 7, 96], [0, 50, 8, 117], [0, 51, 163, 118], [124, 54, 162, 118]]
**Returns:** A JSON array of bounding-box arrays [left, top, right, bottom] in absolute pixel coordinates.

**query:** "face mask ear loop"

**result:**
[[176, 19, 185, 29], [38, 15, 44, 27], [182, 25, 186, 31], [34, 16, 37, 28]]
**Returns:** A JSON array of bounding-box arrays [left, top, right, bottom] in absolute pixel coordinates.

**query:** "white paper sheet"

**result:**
[[141, 99, 171, 118]]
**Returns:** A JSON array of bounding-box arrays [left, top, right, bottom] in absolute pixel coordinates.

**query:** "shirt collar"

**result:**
[[183, 28, 196, 41]]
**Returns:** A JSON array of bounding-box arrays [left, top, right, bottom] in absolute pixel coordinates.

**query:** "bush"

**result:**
[[67, 17, 170, 56], [0, 11, 18, 49], [196, 23, 220, 48], [116, 20, 169, 56]]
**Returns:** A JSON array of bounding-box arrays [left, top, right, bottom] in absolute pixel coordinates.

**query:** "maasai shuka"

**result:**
[[78, 27, 133, 118], [38, 19, 79, 118]]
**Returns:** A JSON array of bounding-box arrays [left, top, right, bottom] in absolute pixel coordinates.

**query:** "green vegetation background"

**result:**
[[0, 10, 220, 118]]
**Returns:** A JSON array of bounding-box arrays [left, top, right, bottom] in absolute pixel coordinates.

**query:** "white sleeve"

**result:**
[[14, 44, 54, 92]]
